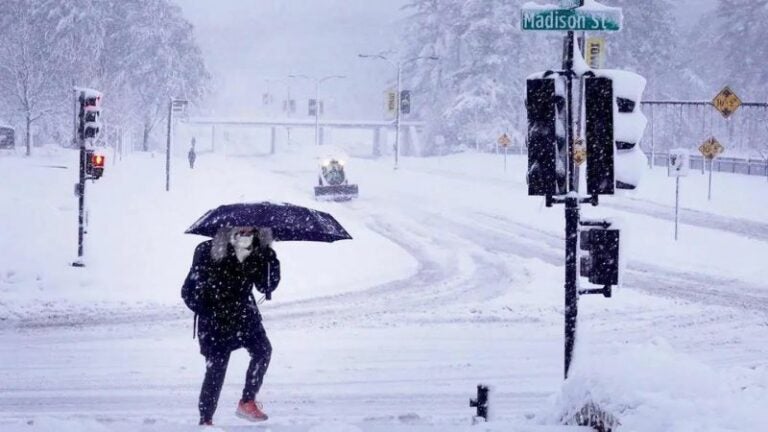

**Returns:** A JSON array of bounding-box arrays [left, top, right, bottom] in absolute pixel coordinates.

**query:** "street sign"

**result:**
[[521, 5, 622, 32], [573, 139, 586, 166], [560, 0, 580, 8], [698, 137, 725, 160], [386, 90, 397, 115], [171, 99, 188, 112], [668, 148, 690, 177], [712, 86, 741, 119], [585, 37, 606, 69], [498, 133, 511, 147]]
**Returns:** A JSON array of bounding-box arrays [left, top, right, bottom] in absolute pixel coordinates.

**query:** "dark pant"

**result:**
[[198, 327, 272, 423]]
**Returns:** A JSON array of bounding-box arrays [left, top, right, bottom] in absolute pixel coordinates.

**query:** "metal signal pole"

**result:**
[[166, 98, 173, 192], [563, 27, 580, 380]]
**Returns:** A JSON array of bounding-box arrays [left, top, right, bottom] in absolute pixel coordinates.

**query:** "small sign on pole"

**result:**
[[668, 148, 690, 178], [699, 137, 724, 201], [585, 37, 606, 69], [498, 133, 511, 172], [668, 148, 689, 241]]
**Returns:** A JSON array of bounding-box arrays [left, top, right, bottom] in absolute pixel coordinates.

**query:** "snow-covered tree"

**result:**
[[0, 0, 67, 155], [600, 0, 681, 99], [705, 0, 768, 101], [0, 0, 209, 152]]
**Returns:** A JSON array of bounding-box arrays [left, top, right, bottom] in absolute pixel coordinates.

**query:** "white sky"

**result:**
[[176, 0, 718, 119], [176, 0, 407, 119]]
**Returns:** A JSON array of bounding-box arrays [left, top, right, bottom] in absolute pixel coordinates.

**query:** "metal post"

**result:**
[[314, 81, 320, 146], [650, 104, 655, 168], [563, 27, 579, 380], [211, 125, 216, 153], [73, 89, 86, 267], [75, 139, 86, 266], [708, 158, 713, 201], [166, 98, 173, 191], [674, 176, 680, 241], [395, 62, 402, 169]]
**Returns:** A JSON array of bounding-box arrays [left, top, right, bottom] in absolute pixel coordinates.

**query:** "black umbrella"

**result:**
[[185, 202, 352, 242]]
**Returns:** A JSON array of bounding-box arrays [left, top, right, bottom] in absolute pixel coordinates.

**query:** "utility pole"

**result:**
[[394, 62, 402, 168], [166, 98, 188, 191], [166, 98, 172, 192], [288, 74, 345, 146], [358, 53, 439, 169]]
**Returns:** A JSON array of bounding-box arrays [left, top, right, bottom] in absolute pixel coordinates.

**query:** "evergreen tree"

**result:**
[[601, 0, 681, 99]]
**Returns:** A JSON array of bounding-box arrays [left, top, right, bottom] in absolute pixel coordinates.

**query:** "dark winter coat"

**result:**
[[182, 240, 280, 357]]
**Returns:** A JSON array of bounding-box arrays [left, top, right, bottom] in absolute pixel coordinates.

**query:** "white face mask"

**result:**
[[233, 234, 253, 250]]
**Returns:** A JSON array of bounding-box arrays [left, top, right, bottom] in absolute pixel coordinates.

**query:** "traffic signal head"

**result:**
[[584, 70, 648, 194], [526, 77, 567, 196], [77, 90, 103, 141], [85, 149, 105, 179], [579, 227, 620, 286], [400, 90, 411, 114]]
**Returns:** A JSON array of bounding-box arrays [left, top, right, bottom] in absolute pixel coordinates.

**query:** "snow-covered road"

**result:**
[[1, 146, 767, 431]]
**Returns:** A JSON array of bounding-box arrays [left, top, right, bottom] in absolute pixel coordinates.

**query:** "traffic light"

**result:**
[[400, 90, 411, 114], [85, 149, 105, 180], [579, 227, 620, 286], [78, 91, 102, 141], [584, 70, 648, 193], [526, 77, 567, 196]]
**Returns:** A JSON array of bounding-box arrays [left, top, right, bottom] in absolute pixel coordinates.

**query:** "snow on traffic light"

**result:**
[[78, 89, 103, 141], [584, 70, 648, 194]]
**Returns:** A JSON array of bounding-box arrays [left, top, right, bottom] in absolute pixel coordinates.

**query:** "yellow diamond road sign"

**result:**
[[573, 139, 586, 166], [498, 133, 511, 147], [712, 86, 742, 119], [699, 137, 725, 160]]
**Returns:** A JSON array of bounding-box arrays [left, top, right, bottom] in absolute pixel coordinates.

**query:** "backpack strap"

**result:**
[[192, 313, 198, 340]]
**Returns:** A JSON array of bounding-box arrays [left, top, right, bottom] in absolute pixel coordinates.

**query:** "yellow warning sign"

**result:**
[[573, 139, 586, 166], [497, 133, 511, 147], [698, 137, 725, 160], [712, 86, 742, 119]]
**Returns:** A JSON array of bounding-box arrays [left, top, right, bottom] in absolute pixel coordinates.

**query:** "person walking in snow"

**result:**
[[181, 227, 280, 425], [188, 137, 197, 169]]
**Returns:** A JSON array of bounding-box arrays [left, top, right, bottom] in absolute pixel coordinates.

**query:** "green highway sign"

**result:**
[[521, 6, 622, 32]]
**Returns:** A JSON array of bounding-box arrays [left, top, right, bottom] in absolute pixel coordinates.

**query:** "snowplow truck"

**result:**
[[314, 158, 359, 201]]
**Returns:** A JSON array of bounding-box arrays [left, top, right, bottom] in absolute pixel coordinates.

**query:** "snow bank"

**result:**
[[547, 339, 768, 431]]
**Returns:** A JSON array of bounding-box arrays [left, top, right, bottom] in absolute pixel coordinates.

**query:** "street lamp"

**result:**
[[358, 53, 438, 169], [288, 74, 346, 146]]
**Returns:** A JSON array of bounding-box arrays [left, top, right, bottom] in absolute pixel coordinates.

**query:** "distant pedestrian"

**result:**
[[188, 138, 197, 169], [182, 227, 280, 426]]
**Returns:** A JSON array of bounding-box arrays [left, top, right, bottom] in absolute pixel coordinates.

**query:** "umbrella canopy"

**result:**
[[185, 202, 352, 242]]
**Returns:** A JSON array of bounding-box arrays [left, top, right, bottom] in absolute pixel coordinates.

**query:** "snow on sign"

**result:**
[[521, 1, 622, 32], [712, 86, 742, 119], [699, 137, 725, 159], [668, 148, 690, 177], [497, 133, 511, 147]]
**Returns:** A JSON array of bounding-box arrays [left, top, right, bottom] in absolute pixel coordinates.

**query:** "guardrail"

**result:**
[[504, 145, 768, 179], [649, 152, 768, 177]]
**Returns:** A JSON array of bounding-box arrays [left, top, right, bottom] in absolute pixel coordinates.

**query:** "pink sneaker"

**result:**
[[236, 400, 268, 422]]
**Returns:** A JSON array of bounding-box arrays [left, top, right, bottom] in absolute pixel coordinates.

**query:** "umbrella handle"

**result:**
[[266, 291, 272, 301]]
